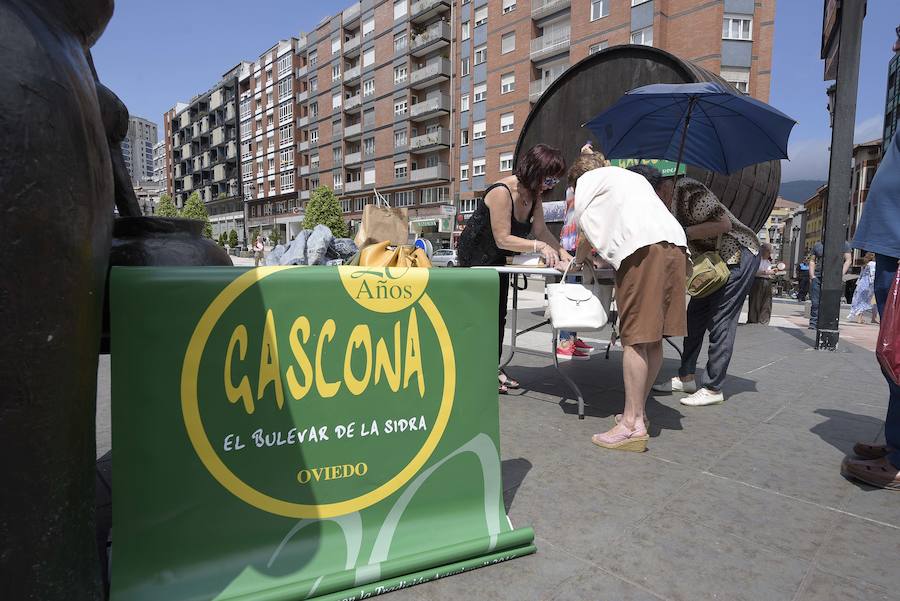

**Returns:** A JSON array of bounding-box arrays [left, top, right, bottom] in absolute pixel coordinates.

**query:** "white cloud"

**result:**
[[781, 114, 883, 181]]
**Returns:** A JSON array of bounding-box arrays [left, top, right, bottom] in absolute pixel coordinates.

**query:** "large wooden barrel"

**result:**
[[516, 45, 780, 233]]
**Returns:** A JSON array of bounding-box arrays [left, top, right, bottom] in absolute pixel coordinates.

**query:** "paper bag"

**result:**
[[354, 191, 409, 247]]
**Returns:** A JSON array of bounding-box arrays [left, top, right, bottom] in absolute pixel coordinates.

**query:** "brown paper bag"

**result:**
[[354, 192, 409, 247]]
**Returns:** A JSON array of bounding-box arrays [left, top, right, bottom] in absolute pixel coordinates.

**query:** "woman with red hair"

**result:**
[[458, 144, 571, 394]]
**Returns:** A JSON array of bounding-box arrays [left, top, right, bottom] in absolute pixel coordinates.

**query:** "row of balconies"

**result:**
[[409, 20, 450, 58], [530, 26, 571, 61], [409, 58, 451, 89], [410, 94, 450, 121]]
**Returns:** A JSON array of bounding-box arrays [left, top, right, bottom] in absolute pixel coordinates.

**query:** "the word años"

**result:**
[[221, 416, 428, 452], [224, 308, 426, 415]]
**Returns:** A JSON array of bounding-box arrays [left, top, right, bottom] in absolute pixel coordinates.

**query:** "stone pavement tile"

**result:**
[[842, 487, 900, 529], [547, 565, 665, 601], [665, 473, 837, 559], [708, 421, 857, 508], [766, 405, 884, 447], [387, 531, 585, 601], [794, 569, 898, 601], [639, 409, 760, 470], [814, 514, 900, 593], [598, 513, 810, 601]]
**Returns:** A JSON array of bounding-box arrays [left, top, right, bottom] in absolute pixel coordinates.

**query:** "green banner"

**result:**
[[609, 158, 687, 177], [110, 266, 533, 600]]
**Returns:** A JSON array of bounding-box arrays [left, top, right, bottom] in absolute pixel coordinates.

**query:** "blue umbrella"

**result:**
[[584, 82, 796, 175]]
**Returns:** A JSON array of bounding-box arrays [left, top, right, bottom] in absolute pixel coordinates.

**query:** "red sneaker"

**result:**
[[574, 338, 594, 352], [556, 346, 590, 360]]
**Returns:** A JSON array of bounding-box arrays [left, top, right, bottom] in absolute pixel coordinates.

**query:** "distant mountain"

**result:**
[[779, 180, 826, 203]]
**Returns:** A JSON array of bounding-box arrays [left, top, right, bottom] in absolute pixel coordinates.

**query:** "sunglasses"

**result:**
[[543, 176, 560, 187]]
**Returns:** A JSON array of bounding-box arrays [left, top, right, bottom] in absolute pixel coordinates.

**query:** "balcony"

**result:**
[[343, 2, 360, 23], [210, 89, 225, 110], [410, 0, 450, 24], [181, 143, 192, 159], [297, 65, 308, 78], [345, 151, 362, 165], [409, 21, 451, 57], [297, 90, 308, 103], [211, 127, 226, 146], [344, 65, 361, 83], [410, 128, 450, 152], [410, 58, 451, 89], [297, 116, 309, 128], [531, 0, 570, 20], [300, 190, 311, 200], [344, 123, 362, 139], [410, 163, 450, 182], [300, 165, 310, 175], [410, 94, 450, 121], [213, 165, 227, 182], [183, 176, 194, 191], [343, 35, 361, 57], [225, 104, 236, 122], [226, 141, 237, 159], [179, 111, 191, 128], [298, 140, 310, 151], [530, 27, 571, 61], [343, 94, 362, 112], [345, 180, 362, 193]]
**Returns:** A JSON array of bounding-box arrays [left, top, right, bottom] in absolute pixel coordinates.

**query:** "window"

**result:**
[[631, 0, 650, 4], [310, 129, 318, 143], [499, 152, 513, 172], [363, 78, 375, 97], [277, 54, 291, 77], [394, 129, 408, 147], [268, 157, 276, 172], [394, 65, 408, 84], [500, 112, 514, 133], [332, 93, 342, 110], [266, 92, 274, 107], [589, 41, 608, 54], [501, 72, 515, 94], [279, 125, 293, 145], [333, 172, 343, 189], [460, 164, 469, 180], [460, 95, 470, 112], [309, 77, 318, 93], [460, 129, 469, 146], [501, 32, 515, 54], [394, 0, 407, 19], [308, 50, 317, 66], [240, 121, 252, 137], [473, 120, 486, 139], [363, 137, 375, 155], [332, 64, 341, 82], [474, 46, 487, 65], [474, 84, 487, 103], [331, 37, 341, 55], [502, 0, 516, 14], [460, 58, 470, 77], [242, 161, 253, 177], [631, 26, 653, 46], [472, 157, 486, 176], [394, 161, 408, 178], [278, 102, 293, 124], [422, 186, 449, 204], [461, 21, 470, 41], [394, 32, 407, 52], [363, 49, 375, 67], [310, 153, 320, 169], [364, 168, 375, 184], [394, 98, 408, 116], [333, 146, 342, 163], [474, 6, 487, 27], [721, 67, 750, 94], [591, 0, 608, 21], [240, 98, 251, 119], [309, 101, 318, 117], [723, 14, 752, 40], [281, 171, 295, 190], [278, 78, 292, 100], [363, 18, 375, 37]]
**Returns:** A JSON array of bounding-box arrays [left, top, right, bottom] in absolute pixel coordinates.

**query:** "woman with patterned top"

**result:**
[[637, 170, 761, 406]]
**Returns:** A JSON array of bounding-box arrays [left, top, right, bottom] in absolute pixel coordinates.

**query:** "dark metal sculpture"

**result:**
[[0, 0, 115, 599], [516, 45, 781, 233]]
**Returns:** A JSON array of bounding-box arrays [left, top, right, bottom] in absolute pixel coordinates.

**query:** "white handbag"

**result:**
[[546, 262, 613, 331]]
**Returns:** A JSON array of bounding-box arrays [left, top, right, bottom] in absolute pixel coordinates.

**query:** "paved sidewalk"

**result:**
[[96, 279, 897, 600]]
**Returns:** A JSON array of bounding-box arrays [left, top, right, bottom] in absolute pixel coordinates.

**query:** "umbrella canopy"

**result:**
[[584, 82, 796, 175]]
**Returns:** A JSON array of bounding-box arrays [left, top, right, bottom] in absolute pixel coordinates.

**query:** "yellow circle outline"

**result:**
[[180, 266, 455, 518]]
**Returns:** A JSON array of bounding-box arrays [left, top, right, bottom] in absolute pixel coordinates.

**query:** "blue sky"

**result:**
[[92, 0, 899, 182]]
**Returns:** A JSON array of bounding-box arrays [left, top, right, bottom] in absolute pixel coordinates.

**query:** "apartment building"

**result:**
[[164, 0, 774, 247], [152, 140, 166, 187], [884, 49, 898, 152], [163, 70, 243, 240], [123, 116, 158, 184]]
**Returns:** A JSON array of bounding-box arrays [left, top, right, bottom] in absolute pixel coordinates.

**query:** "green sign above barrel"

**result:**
[[110, 266, 534, 601]]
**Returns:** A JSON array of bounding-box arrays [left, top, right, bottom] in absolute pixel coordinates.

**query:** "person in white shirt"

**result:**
[[563, 160, 688, 452]]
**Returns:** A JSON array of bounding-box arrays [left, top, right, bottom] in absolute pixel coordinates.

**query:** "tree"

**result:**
[[181, 192, 213, 238], [228, 229, 239, 248], [269, 228, 281, 246], [302, 186, 348, 238], [157, 193, 179, 217]]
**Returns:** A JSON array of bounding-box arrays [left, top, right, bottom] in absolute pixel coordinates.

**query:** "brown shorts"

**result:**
[[615, 242, 688, 346]]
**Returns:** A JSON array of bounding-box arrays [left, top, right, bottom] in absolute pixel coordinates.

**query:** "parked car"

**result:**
[[431, 248, 458, 267]]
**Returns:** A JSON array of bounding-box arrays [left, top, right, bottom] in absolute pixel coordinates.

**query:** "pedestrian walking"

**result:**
[[747, 243, 777, 325], [637, 172, 761, 406], [253, 236, 265, 267], [564, 161, 688, 452], [842, 131, 900, 490], [847, 252, 878, 324], [807, 240, 852, 329]]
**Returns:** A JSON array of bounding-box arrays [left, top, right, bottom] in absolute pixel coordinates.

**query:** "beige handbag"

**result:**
[[354, 190, 409, 247]]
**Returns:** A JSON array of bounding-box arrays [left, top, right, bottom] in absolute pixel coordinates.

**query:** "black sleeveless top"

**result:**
[[457, 182, 536, 267]]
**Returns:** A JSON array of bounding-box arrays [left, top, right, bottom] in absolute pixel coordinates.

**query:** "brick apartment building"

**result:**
[[164, 0, 774, 247]]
